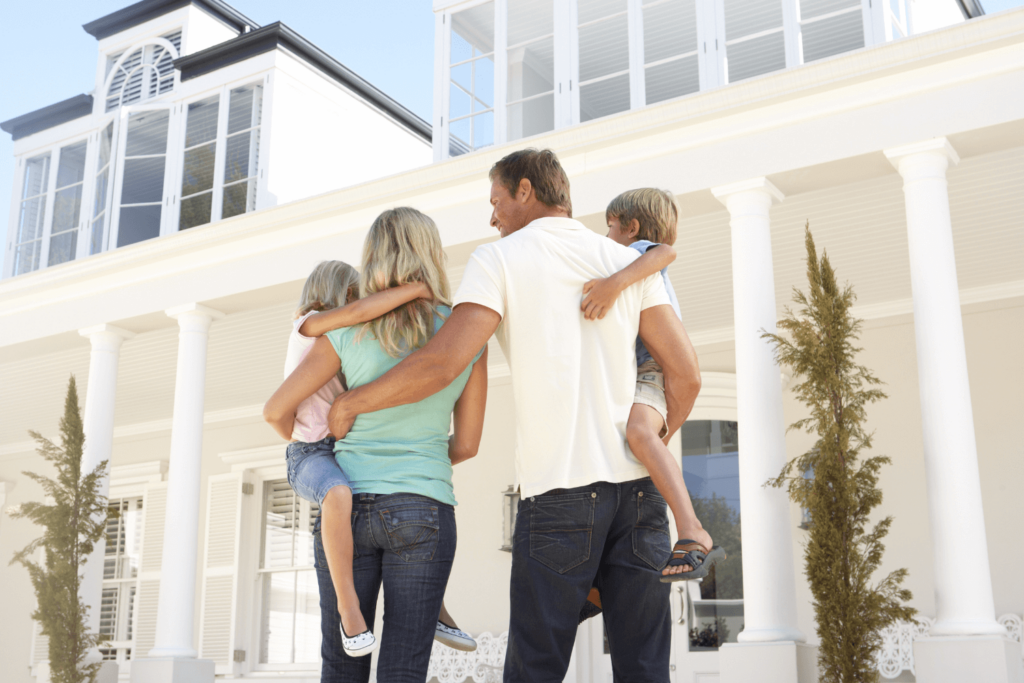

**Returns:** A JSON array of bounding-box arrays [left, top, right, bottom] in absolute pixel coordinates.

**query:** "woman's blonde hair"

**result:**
[[357, 207, 451, 357], [295, 261, 361, 319]]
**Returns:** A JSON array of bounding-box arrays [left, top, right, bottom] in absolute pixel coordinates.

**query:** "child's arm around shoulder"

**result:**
[[299, 282, 432, 337], [581, 243, 676, 320]]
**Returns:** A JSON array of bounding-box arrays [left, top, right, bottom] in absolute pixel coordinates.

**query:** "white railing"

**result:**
[[877, 614, 1024, 679], [428, 631, 507, 683]]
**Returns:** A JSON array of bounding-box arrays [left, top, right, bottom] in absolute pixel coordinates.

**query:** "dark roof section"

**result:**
[[957, 0, 986, 18], [83, 0, 259, 40], [1, 95, 94, 141], [174, 22, 431, 143]]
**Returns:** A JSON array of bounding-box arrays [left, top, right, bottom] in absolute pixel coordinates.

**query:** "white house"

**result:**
[[1, 0, 1022, 682]]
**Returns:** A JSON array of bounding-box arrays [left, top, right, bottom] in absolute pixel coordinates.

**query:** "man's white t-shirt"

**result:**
[[453, 216, 671, 497]]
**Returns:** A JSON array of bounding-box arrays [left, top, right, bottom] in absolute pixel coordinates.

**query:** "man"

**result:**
[[329, 149, 701, 682]]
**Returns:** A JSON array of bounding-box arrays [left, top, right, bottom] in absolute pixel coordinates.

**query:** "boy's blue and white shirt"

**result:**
[[631, 240, 682, 367]]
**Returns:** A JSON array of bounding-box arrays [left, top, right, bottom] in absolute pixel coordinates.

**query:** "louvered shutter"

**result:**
[[29, 617, 49, 676], [131, 482, 167, 658], [198, 473, 248, 674]]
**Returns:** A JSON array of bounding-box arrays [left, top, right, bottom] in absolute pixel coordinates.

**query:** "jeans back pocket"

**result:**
[[529, 492, 595, 574], [632, 491, 671, 571], [380, 504, 440, 562]]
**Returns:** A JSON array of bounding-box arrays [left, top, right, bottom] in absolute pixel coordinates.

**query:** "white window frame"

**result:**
[[4, 134, 96, 279], [87, 117, 121, 257], [101, 33, 181, 114], [435, 0, 906, 159], [99, 495, 144, 667]]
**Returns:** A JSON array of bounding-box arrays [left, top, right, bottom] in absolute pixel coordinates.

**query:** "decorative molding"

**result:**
[[711, 177, 785, 204], [165, 302, 225, 321], [884, 137, 960, 169], [0, 94, 94, 141], [427, 631, 507, 683], [82, 0, 259, 40], [219, 444, 284, 473], [110, 461, 168, 486], [79, 323, 136, 340], [876, 615, 1022, 679]]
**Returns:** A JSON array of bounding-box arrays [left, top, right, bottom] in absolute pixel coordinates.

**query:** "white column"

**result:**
[[713, 178, 813, 683], [885, 139, 1004, 637], [78, 325, 134, 666], [149, 304, 223, 660]]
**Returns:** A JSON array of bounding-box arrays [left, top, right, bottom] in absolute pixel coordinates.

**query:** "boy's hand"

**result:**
[[581, 276, 624, 320]]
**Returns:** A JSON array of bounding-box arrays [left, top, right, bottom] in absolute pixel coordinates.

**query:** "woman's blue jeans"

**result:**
[[314, 492, 456, 683]]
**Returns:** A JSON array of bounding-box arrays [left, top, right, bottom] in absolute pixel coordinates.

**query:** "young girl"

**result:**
[[581, 189, 725, 584], [264, 260, 477, 656]]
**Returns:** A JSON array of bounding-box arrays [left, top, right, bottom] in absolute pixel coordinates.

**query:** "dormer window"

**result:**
[[105, 31, 182, 112]]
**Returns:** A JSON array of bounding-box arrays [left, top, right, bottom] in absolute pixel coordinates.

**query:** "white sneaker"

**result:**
[[341, 625, 379, 658], [434, 621, 477, 651]]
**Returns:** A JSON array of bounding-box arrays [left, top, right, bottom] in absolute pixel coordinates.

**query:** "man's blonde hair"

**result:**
[[606, 188, 678, 245], [295, 261, 361, 319], [356, 207, 452, 358]]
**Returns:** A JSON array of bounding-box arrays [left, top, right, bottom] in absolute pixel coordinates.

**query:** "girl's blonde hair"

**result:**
[[295, 261, 361, 319], [357, 207, 451, 357]]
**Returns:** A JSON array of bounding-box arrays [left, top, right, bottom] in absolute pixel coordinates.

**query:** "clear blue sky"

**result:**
[[2, 1, 1022, 255], [0, 0, 436, 258]]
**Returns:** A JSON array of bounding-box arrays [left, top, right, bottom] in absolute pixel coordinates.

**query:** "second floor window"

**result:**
[[105, 31, 182, 112], [439, 0, 901, 159]]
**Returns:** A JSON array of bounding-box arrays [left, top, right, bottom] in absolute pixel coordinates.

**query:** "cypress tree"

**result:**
[[10, 375, 110, 683], [763, 226, 916, 682]]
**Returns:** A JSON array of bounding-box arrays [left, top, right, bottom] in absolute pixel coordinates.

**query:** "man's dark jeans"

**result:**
[[314, 492, 456, 683], [504, 477, 673, 683]]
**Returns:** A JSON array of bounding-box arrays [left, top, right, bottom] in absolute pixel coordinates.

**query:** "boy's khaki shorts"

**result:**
[[634, 359, 668, 438]]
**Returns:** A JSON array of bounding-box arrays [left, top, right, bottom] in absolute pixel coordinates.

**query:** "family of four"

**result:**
[[263, 148, 724, 683]]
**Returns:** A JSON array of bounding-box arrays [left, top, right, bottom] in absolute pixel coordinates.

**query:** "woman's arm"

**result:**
[[449, 346, 489, 465], [581, 244, 677, 321], [299, 282, 432, 337], [264, 336, 342, 441]]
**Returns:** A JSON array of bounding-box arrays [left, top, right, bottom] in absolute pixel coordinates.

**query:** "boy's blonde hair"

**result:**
[[357, 207, 452, 358], [295, 261, 361, 319], [606, 188, 678, 245]]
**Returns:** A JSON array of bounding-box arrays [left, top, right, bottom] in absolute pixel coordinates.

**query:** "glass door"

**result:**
[[109, 105, 176, 248]]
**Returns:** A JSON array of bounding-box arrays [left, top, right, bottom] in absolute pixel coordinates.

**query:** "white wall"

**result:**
[[263, 52, 432, 209]]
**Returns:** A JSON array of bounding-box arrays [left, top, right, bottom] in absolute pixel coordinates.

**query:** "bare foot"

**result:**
[[339, 601, 368, 636], [662, 528, 714, 577]]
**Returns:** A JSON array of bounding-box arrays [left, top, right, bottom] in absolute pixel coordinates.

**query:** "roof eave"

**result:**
[[0, 94, 95, 141], [83, 0, 259, 40]]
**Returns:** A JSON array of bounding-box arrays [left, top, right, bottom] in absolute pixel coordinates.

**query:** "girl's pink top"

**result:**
[[284, 312, 345, 442]]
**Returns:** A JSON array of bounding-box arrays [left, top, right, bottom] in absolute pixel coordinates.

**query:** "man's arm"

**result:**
[[328, 303, 501, 438], [638, 304, 701, 443], [581, 244, 677, 320]]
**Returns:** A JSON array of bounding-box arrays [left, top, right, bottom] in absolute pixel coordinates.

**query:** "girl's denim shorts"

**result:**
[[285, 437, 350, 506]]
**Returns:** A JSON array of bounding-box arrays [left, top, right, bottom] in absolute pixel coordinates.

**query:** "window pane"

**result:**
[[579, 0, 625, 24], [48, 231, 77, 266], [801, 9, 864, 63], [473, 111, 495, 148], [117, 206, 161, 247], [578, 3, 629, 83], [180, 192, 213, 230], [724, 0, 783, 41], [124, 110, 169, 157], [801, 0, 859, 19], [726, 31, 786, 83], [508, 35, 554, 102], [97, 123, 113, 170], [91, 214, 106, 256], [580, 73, 630, 122], [121, 158, 166, 205], [94, 168, 110, 221], [224, 130, 260, 185], [182, 142, 216, 197], [228, 83, 263, 135], [17, 194, 47, 244], [259, 571, 321, 664], [53, 185, 83, 233], [508, 93, 554, 141], [56, 141, 87, 189], [100, 587, 119, 637], [509, 0, 553, 46], [644, 0, 699, 64], [646, 54, 700, 104], [450, 117, 472, 152], [450, 80, 472, 120], [681, 420, 742, 601], [21, 154, 50, 201], [451, 1, 494, 63], [223, 179, 257, 220], [14, 241, 41, 276], [185, 95, 219, 148]]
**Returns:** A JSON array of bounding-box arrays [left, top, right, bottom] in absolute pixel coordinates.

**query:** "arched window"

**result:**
[[104, 31, 182, 112]]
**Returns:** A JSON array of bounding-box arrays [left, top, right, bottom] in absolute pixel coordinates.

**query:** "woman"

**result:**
[[264, 207, 488, 682]]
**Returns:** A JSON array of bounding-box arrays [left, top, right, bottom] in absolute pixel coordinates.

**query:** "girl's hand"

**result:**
[[581, 276, 624, 320], [415, 282, 434, 300]]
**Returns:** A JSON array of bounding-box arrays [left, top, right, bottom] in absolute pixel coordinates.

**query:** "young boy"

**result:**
[[581, 188, 725, 583]]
